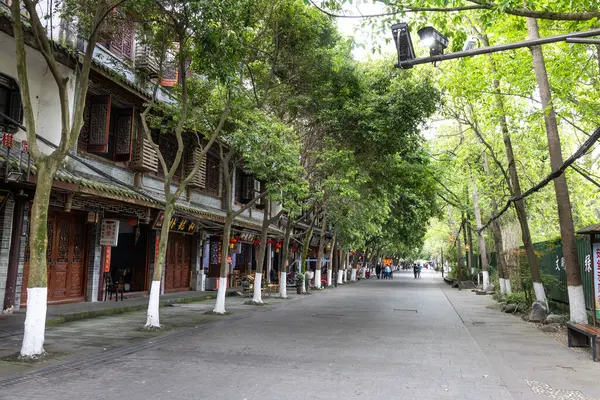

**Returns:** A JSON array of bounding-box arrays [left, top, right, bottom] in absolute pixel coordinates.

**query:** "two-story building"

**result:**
[[0, 1, 284, 312]]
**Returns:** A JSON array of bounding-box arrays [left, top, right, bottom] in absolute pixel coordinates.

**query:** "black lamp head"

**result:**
[[417, 26, 449, 56]]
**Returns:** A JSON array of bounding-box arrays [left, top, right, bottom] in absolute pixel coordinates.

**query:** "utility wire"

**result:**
[[477, 124, 600, 233]]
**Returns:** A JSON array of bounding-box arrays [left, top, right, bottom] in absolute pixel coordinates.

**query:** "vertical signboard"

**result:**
[[103, 247, 112, 272], [593, 242, 600, 320]]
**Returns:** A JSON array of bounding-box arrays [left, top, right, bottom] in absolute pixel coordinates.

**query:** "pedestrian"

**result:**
[[413, 263, 418, 279], [384, 265, 391, 279], [417, 264, 422, 279], [375, 264, 381, 280]]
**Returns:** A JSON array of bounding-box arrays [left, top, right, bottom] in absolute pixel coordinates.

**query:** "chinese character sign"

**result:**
[[593, 243, 600, 319], [100, 219, 120, 247]]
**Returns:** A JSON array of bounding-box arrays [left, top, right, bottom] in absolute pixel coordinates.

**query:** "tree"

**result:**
[[136, 0, 239, 328], [526, 18, 587, 323], [11, 0, 123, 358]]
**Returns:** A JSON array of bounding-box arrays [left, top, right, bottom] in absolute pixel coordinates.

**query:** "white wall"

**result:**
[[0, 31, 77, 154]]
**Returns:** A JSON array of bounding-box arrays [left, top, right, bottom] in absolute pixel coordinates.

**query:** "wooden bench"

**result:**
[[567, 322, 600, 362]]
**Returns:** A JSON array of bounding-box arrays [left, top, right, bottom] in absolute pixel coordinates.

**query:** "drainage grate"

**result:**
[[472, 321, 486, 326], [393, 309, 418, 313]]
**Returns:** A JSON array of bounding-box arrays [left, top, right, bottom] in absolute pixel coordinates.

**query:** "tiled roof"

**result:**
[[0, 150, 282, 235]]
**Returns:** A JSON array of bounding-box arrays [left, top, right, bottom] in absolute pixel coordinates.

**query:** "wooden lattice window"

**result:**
[[153, 131, 183, 181], [99, 10, 135, 60], [203, 153, 220, 197], [80, 95, 135, 162]]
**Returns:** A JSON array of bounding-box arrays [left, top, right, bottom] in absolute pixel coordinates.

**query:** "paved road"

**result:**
[[1, 270, 599, 399]]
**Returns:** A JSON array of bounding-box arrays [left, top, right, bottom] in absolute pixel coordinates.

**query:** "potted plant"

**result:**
[[296, 272, 304, 294]]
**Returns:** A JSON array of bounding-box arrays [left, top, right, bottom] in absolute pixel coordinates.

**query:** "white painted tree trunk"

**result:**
[[351, 268, 357, 281], [499, 278, 506, 295], [279, 272, 287, 298], [327, 269, 332, 287], [144, 281, 161, 328], [482, 270, 489, 289], [213, 278, 228, 314], [342, 269, 347, 283], [20, 287, 47, 357], [533, 281, 547, 305], [314, 269, 322, 289], [337, 270, 344, 284], [252, 272, 263, 304], [361, 268, 366, 279], [568, 285, 588, 323], [505, 279, 512, 294]]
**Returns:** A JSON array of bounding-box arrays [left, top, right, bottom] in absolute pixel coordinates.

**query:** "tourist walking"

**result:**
[[417, 264, 422, 279], [413, 263, 418, 279], [384, 265, 391, 279]]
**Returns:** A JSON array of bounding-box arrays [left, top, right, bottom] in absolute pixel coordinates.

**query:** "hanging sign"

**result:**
[[100, 219, 120, 246], [152, 211, 199, 234], [103, 246, 112, 273], [593, 243, 600, 319]]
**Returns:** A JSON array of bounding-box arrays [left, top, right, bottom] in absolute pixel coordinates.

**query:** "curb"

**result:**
[[45, 292, 235, 327]]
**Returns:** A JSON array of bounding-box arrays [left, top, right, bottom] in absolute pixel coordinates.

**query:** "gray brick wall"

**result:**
[[14, 203, 28, 310], [0, 195, 15, 312], [86, 222, 101, 302]]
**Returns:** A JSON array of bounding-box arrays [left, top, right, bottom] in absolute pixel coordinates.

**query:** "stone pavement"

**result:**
[[0, 288, 238, 339], [0, 271, 599, 399]]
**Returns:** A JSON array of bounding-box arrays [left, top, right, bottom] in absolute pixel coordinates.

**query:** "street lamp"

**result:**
[[417, 27, 449, 57]]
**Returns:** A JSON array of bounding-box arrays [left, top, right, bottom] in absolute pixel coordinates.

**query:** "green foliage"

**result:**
[[503, 292, 529, 311]]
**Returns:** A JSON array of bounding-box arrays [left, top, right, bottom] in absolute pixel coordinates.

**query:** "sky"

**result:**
[[334, 1, 396, 61]]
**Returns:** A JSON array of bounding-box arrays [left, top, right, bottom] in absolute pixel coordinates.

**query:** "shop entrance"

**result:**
[[21, 210, 87, 305], [108, 223, 148, 293], [165, 233, 191, 292]]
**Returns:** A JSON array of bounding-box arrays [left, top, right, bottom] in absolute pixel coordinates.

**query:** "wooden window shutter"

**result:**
[[87, 95, 111, 154], [185, 146, 206, 188], [8, 90, 22, 125], [114, 108, 134, 162]]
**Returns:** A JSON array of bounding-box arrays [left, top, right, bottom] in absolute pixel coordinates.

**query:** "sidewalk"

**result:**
[[440, 280, 600, 400], [0, 288, 238, 339]]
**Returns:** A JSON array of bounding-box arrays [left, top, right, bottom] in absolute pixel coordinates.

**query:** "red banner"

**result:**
[[103, 247, 111, 273]]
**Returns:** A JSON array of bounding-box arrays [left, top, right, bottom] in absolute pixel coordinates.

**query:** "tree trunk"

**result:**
[[252, 202, 271, 304], [145, 204, 174, 328], [301, 221, 314, 293], [481, 34, 543, 301], [327, 236, 336, 287], [462, 215, 471, 281], [527, 18, 585, 322], [213, 216, 232, 314], [472, 184, 490, 288], [456, 224, 463, 289], [482, 154, 510, 295], [279, 222, 292, 298], [466, 212, 474, 278], [314, 214, 327, 289], [20, 162, 57, 357], [337, 250, 345, 285]]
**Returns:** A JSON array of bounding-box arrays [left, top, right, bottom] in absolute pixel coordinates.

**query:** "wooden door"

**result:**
[[21, 212, 86, 305], [165, 234, 191, 292], [47, 214, 85, 301]]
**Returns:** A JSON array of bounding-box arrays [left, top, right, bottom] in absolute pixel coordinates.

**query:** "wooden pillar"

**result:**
[[3, 193, 26, 312]]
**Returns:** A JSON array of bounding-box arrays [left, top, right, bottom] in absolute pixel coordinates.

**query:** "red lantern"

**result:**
[[274, 241, 282, 253], [2, 133, 14, 149], [22, 140, 28, 153], [229, 237, 238, 249], [253, 239, 261, 246], [291, 245, 297, 254]]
